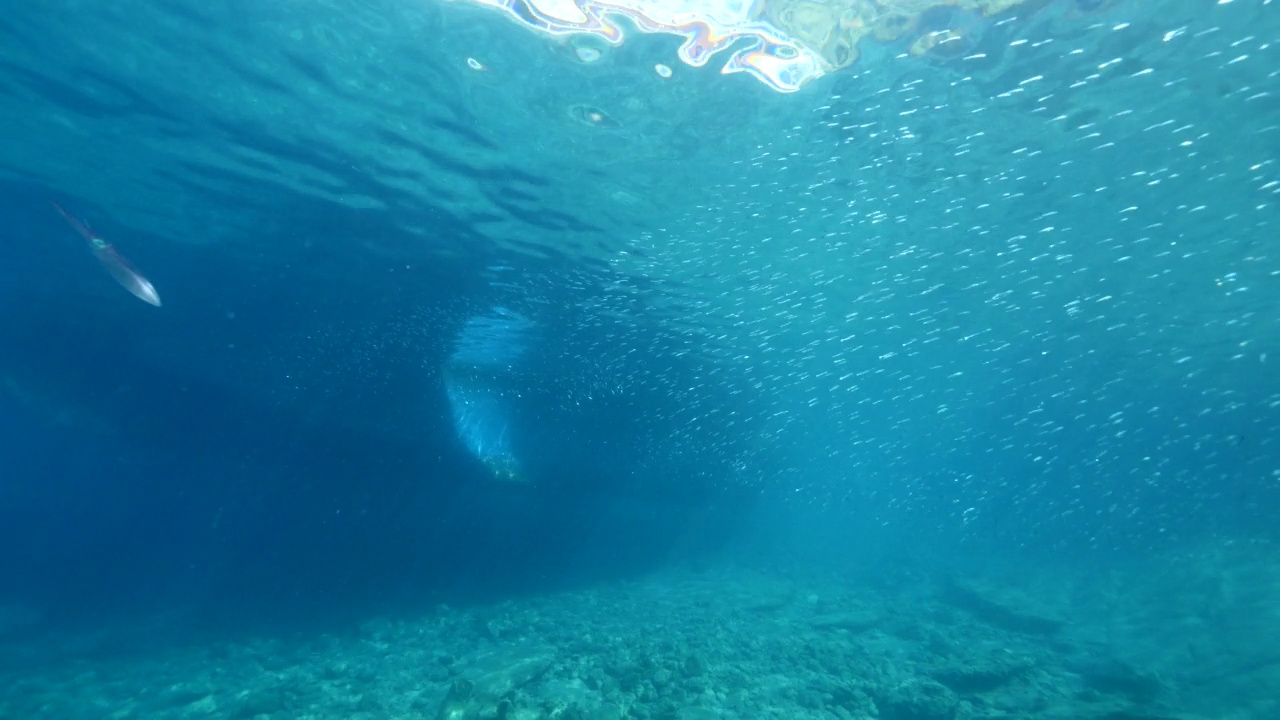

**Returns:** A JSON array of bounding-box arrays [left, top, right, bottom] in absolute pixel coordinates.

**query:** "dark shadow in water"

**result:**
[[0, 184, 753, 653]]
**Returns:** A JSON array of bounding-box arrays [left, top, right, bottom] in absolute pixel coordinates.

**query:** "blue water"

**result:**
[[2, 1, 1279, 718]]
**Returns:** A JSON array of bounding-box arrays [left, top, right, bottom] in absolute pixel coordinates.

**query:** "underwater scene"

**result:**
[[1, 0, 1278, 718]]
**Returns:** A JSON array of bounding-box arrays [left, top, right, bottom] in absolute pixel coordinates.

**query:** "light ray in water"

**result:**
[[444, 373, 524, 481], [443, 309, 534, 481]]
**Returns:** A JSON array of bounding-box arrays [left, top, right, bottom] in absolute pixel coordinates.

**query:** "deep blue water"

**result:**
[[1, 0, 1279, 716]]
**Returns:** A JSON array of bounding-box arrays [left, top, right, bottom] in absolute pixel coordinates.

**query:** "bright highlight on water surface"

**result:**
[[458, 0, 1051, 91]]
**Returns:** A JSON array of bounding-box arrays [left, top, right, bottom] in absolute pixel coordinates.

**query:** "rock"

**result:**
[[942, 578, 1066, 635], [155, 684, 212, 709], [1073, 658, 1166, 702], [230, 687, 287, 719], [435, 644, 555, 720], [683, 653, 709, 677], [584, 704, 622, 720], [931, 653, 1035, 693], [811, 611, 882, 634], [742, 595, 793, 614], [875, 678, 958, 720], [675, 708, 720, 720]]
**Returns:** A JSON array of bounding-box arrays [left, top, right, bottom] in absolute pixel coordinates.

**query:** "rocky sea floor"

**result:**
[[2, 550, 1278, 720]]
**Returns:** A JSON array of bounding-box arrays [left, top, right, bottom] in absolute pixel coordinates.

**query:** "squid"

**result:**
[[52, 203, 161, 307]]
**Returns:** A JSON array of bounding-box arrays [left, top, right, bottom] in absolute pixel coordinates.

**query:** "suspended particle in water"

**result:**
[[654, 63, 672, 78], [466, 57, 485, 70], [569, 104, 620, 128]]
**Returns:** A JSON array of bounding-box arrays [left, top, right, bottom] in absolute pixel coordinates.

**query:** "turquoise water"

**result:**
[[1, 0, 1278, 718]]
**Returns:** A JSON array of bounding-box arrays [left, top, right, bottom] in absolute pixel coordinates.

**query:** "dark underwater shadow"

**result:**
[[0, 217, 756, 660]]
